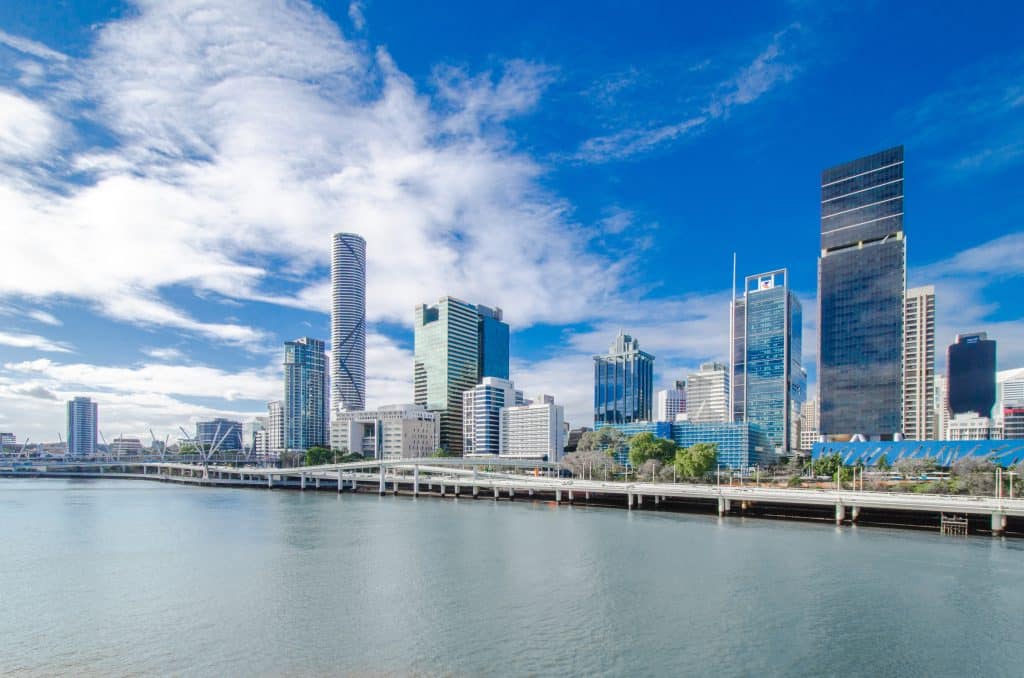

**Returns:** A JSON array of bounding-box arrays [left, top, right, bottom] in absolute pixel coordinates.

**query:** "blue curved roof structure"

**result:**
[[812, 440, 1024, 467]]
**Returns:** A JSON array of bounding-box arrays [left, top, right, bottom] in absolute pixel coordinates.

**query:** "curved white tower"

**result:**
[[331, 232, 366, 412]]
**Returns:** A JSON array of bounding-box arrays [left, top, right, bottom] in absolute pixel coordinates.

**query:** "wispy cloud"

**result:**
[[0, 29, 68, 63], [0, 331, 72, 353], [574, 24, 804, 163], [26, 309, 61, 326]]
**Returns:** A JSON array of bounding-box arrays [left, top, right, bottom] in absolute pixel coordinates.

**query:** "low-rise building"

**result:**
[[196, 418, 243, 452], [601, 420, 772, 469], [110, 437, 143, 457], [946, 412, 1000, 441], [331, 405, 439, 460], [1001, 407, 1024, 440]]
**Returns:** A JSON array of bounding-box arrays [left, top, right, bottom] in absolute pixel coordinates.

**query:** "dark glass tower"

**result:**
[[593, 332, 655, 425], [818, 146, 905, 439], [947, 332, 996, 417]]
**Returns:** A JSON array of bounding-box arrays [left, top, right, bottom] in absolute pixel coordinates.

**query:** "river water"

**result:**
[[1, 478, 1022, 677]]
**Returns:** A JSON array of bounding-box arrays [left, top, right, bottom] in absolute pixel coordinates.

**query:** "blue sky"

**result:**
[[1, 0, 1023, 442]]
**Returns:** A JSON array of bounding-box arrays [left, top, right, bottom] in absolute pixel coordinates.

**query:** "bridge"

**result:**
[[3, 457, 1022, 536]]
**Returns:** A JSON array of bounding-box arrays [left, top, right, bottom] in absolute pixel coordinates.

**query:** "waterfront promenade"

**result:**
[[4, 457, 1022, 535]]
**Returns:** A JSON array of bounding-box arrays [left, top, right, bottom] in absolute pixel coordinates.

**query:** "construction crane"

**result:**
[[99, 430, 109, 460], [17, 437, 31, 459], [57, 432, 66, 459]]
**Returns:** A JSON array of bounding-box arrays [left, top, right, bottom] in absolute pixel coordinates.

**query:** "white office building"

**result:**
[[267, 400, 284, 456], [686, 362, 730, 424], [110, 437, 143, 457], [946, 412, 1000, 441], [331, 405, 439, 460], [499, 395, 565, 461], [463, 377, 523, 456], [655, 381, 686, 422]]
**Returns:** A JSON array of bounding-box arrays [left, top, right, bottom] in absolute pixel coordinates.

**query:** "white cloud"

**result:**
[[0, 29, 68, 62], [348, 1, 366, 31], [26, 309, 61, 326], [141, 346, 187, 361], [0, 331, 72, 353], [0, 89, 60, 160]]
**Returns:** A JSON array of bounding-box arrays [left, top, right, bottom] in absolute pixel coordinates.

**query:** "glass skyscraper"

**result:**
[[734, 269, 804, 453], [819, 146, 905, 439], [284, 337, 329, 451], [331, 232, 366, 412], [947, 332, 996, 417], [66, 396, 97, 457], [414, 297, 510, 455], [593, 332, 655, 426]]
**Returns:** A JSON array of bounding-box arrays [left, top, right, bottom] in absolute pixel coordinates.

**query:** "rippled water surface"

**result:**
[[1, 478, 1022, 677]]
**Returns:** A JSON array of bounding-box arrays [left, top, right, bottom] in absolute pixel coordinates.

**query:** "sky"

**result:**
[[1, 0, 1023, 444]]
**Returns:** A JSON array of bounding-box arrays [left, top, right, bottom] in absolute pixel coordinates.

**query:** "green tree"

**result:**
[[876, 454, 891, 471], [304, 446, 333, 466], [628, 432, 677, 468], [674, 442, 718, 480]]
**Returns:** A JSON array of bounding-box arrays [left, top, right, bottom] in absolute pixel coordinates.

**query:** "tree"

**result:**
[[628, 432, 677, 468], [674, 442, 718, 480], [876, 454, 891, 471], [576, 431, 596, 452], [562, 448, 616, 479], [305, 446, 333, 466], [638, 458, 663, 482]]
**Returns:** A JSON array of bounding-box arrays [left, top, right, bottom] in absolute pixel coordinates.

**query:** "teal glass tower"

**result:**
[[734, 269, 804, 454], [414, 297, 510, 454], [284, 337, 328, 451]]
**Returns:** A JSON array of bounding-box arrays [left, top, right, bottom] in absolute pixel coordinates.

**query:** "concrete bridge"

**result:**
[[4, 457, 1022, 536]]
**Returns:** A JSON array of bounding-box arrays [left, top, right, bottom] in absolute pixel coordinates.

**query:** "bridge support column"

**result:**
[[493, 487, 499, 500], [568, 490, 574, 503], [300, 474, 306, 491], [851, 506, 860, 522], [472, 484, 478, 498], [718, 497, 730, 515], [556, 489, 562, 503], [528, 489, 534, 497], [638, 494, 643, 507], [378, 467, 386, 495], [268, 474, 273, 489], [440, 483, 445, 497], [627, 493, 633, 510], [509, 487, 515, 500], [835, 504, 846, 525], [413, 466, 419, 496], [338, 469, 343, 493], [315, 477, 320, 489], [991, 513, 1007, 536], [585, 491, 590, 501], [655, 495, 660, 506]]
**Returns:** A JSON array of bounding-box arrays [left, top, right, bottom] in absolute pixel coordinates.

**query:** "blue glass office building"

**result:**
[[477, 305, 510, 381], [734, 270, 804, 453], [284, 337, 329, 451], [196, 418, 243, 452], [819, 146, 905, 439], [603, 421, 772, 469], [594, 332, 655, 426]]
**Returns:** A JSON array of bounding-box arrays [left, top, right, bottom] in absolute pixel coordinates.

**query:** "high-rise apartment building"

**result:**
[[933, 374, 949, 440], [947, 332, 996, 417], [799, 399, 819, 452], [732, 269, 804, 452], [655, 381, 686, 422], [500, 395, 566, 461], [66, 396, 98, 457], [284, 337, 329, 451], [463, 377, 522, 456], [413, 297, 510, 454], [819, 146, 905, 439], [593, 332, 655, 426], [903, 286, 936, 439], [331, 232, 366, 413], [686, 362, 730, 424], [267, 400, 284, 454]]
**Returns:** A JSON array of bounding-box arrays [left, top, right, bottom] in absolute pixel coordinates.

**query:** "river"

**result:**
[[1, 478, 1021, 676]]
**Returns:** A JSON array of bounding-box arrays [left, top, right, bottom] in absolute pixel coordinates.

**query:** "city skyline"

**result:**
[[2, 2, 1024, 442]]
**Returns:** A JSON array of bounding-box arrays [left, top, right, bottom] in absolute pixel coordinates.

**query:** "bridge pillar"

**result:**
[[528, 489, 534, 497], [509, 487, 515, 500], [568, 490, 574, 503], [638, 494, 643, 507], [991, 513, 1007, 536], [315, 477, 320, 489], [351, 477, 358, 492], [655, 495, 660, 506], [300, 474, 306, 491], [493, 486, 499, 500], [378, 467, 385, 495], [718, 497, 730, 515], [556, 489, 562, 503], [851, 506, 860, 522], [338, 469, 343, 493], [267, 474, 273, 489], [472, 484, 478, 498], [835, 504, 846, 525], [440, 483, 445, 497], [413, 466, 420, 496], [585, 491, 590, 501], [627, 493, 633, 510]]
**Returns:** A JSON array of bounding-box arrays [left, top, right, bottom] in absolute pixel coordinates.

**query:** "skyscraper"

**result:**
[[66, 396, 97, 457], [903, 286, 936, 439], [284, 337, 329, 451], [733, 269, 804, 453], [331, 232, 366, 413], [685, 362, 730, 424], [593, 332, 655, 426], [414, 297, 510, 454], [267, 400, 284, 454], [947, 332, 996, 417], [819, 146, 905, 439]]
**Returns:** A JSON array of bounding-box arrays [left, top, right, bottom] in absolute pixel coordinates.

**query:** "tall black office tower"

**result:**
[[947, 332, 997, 417], [818, 146, 905, 440]]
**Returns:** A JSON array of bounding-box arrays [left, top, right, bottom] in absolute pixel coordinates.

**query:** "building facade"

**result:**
[[463, 377, 522, 456], [66, 396, 98, 457], [812, 439, 1024, 467], [733, 269, 804, 453], [499, 396, 566, 461], [284, 337, 329, 451], [799, 398, 820, 452], [1003, 407, 1024, 440], [655, 381, 686, 422], [933, 374, 949, 440], [331, 232, 367, 412], [414, 297, 510, 455], [946, 412, 1000, 441], [196, 418, 243, 452], [903, 286, 936, 439], [947, 332, 997, 418], [267, 400, 284, 455], [593, 332, 655, 426], [110, 437, 143, 456], [819, 146, 905, 440], [330, 405, 439, 459], [686, 362, 730, 424]]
